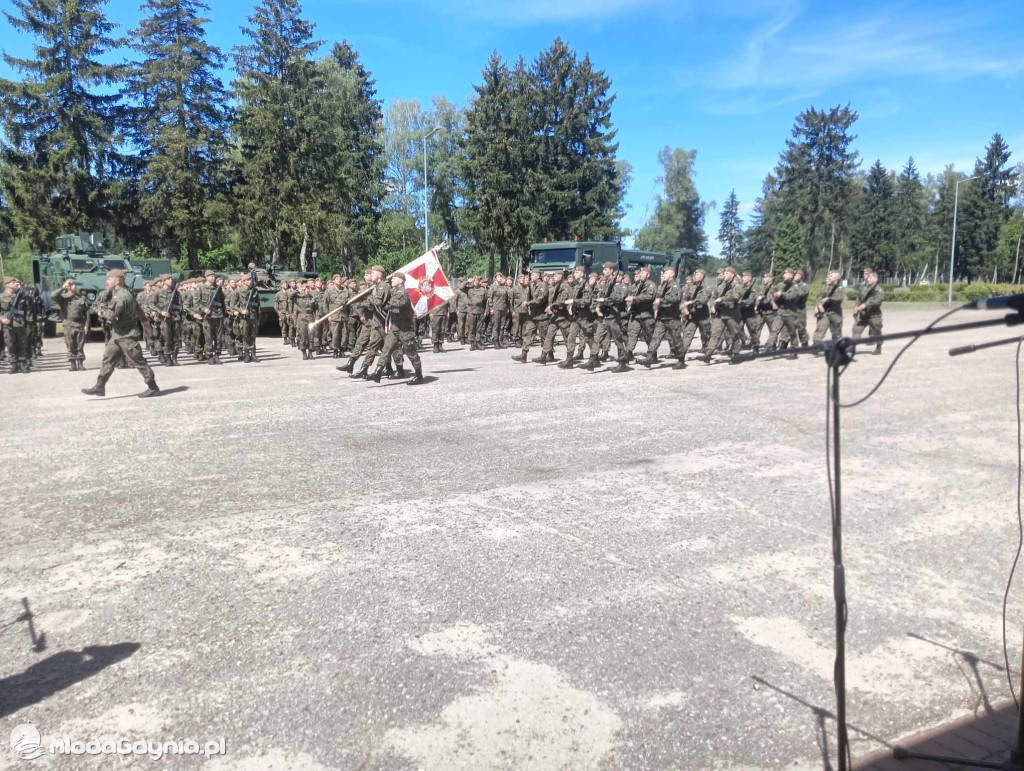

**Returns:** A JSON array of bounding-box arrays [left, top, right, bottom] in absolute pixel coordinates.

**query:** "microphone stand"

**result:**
[[730, 310, 1024, 771]]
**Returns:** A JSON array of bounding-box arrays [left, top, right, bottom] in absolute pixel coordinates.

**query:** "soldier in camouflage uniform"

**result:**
[[587, 263, 630, 373], [274, 281, 290, 345], [0, 276, 32, 373], [737, 272, 761, 351], [541, 269, 573, 364], [194, 270, 226, 364], [237, 274, 261, 362], [644, 266, 686, 368], [813, 271, 845, 344], [51, 278, 90, 370], [81, 269, 160, 398], [466, 276, 488, 350], [324, 275, 345, 357], [351, 265, 391, 378], [702, 265, 744, 361], [767, 268, 802, 354], [291, 282, 318, 359], [625, 266, 656, 361], [158, 275, 182, 366], [792, 269, 811, 347], [511, 273, 528, 345], [488, 274, 510, 349], [752, 273, 775, 350], [680, 269, 712, 361], [511, 270, 549, 363], [560, 266, 595, 368], [852, 271, 884, 354], [364, 271, 425, 385]]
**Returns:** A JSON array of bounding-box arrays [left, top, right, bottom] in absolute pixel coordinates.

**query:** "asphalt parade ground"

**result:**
[[2, 304, 1024, 769]]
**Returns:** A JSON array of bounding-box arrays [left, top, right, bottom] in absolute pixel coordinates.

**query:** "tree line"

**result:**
[[1, 0, 1020, 283]]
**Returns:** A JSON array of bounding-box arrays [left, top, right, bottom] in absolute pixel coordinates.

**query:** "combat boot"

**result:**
[[138, 378, 160, 398], [81, 379, 106, 397], [511, 353, 527, 363], [611, 361, 631, 373], [407, 364, 425, 385], [532, 352, 548, 364], [302, 349, 309, 360], [168, 355, 177, 367], [557, 357, 574, 370], [642, 355, 658, 368], [383, 361, 395, 377], [350, 365, 368, 380], [873, 344, 882, 355], [20, 360, 30, 374], [337, 357, 355, 373], [367, 366, 384, 383], [69, 361, 77, 371], [390, 365, 406, 380], [433, 342, 442, 353], [580, 357, 598, 371], [8, 361, 19, 374]]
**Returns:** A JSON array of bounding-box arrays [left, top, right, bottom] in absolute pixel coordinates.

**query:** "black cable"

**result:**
[[838, 305, 966, 409], [1003, 339, 1024, 708]]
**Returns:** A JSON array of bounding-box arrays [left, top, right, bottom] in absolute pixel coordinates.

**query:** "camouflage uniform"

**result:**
[[813, 283, 845, 343], [852, 282, 884, 351], [680, 279, 712, 357], [542, 278, 574, 362], [704, 273, 744, 358], [488, 282, 510, 348], [625, 276, 657, 356], [195, 279, 226, 362], [0, 284, 31, 372], [514, 279, 549, 361], [81, 282, 159, 397], [466, 283, 488, 350], [589, 278, 630, 371], [373, 283, 424, 384], [646, 278, 684, 366], [51, 287, 89, 369]]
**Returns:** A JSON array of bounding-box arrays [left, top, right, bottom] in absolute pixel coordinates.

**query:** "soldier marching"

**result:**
[[5, 264, 890, 391]]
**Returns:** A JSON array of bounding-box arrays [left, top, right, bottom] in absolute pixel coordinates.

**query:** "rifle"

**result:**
[[4, 288, 26, 324], [244, 267, 260, 318], [853, 283, 876, 324]]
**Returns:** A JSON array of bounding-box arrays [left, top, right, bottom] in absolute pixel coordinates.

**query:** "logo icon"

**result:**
[[10, 724, 44, 760]]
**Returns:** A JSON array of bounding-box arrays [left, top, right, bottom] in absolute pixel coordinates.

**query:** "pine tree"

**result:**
[[852, 160, 896, 276], [773, 215, 805, 271], [959, 133, 1017, 281], [0, 0, 126, 248], [772, 105, 860, 273], [330, 40, 384, 275], [527, 38, 623, 241], [718, 190, 744, 264], [232, 0, 320, 266], [892, 157, 928, 275], [131, 0, 230, 270], [462, 52, 532, 275]]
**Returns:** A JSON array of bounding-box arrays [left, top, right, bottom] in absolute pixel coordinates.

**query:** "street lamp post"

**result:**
[[948, 175, 979, 306], [423, 126, 441, 253]]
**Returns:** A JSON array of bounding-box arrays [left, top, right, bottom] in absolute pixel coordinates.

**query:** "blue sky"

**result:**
[[2, 0, 1022, 253]]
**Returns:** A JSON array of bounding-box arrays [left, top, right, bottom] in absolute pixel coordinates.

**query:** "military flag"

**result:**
[[396, 244, 453, 318]]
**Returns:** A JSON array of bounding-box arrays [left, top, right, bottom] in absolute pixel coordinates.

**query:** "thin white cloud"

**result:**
[[687, 5, 1024, 114], [424, 0, 667, 24]]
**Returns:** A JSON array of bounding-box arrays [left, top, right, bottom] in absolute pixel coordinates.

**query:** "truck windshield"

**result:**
[[70, 259, 96, 271], [103, 259, 127, 269], [530, 248, 576, 264]]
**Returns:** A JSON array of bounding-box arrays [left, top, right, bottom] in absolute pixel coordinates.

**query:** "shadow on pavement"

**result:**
[[0, 642, 141, 719]]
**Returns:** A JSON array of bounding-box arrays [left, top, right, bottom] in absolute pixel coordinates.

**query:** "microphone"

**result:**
[[966, 293, 1024, 310]]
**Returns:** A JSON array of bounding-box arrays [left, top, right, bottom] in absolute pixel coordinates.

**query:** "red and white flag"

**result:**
[[397, 245, 454, 318]]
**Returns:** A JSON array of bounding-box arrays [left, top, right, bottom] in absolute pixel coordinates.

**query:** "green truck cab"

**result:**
[[527, 240, 686, 282]]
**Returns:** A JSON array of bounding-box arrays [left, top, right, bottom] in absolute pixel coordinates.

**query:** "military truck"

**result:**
[[526, 240, 685, 282], [32, 233, 172, 332]]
